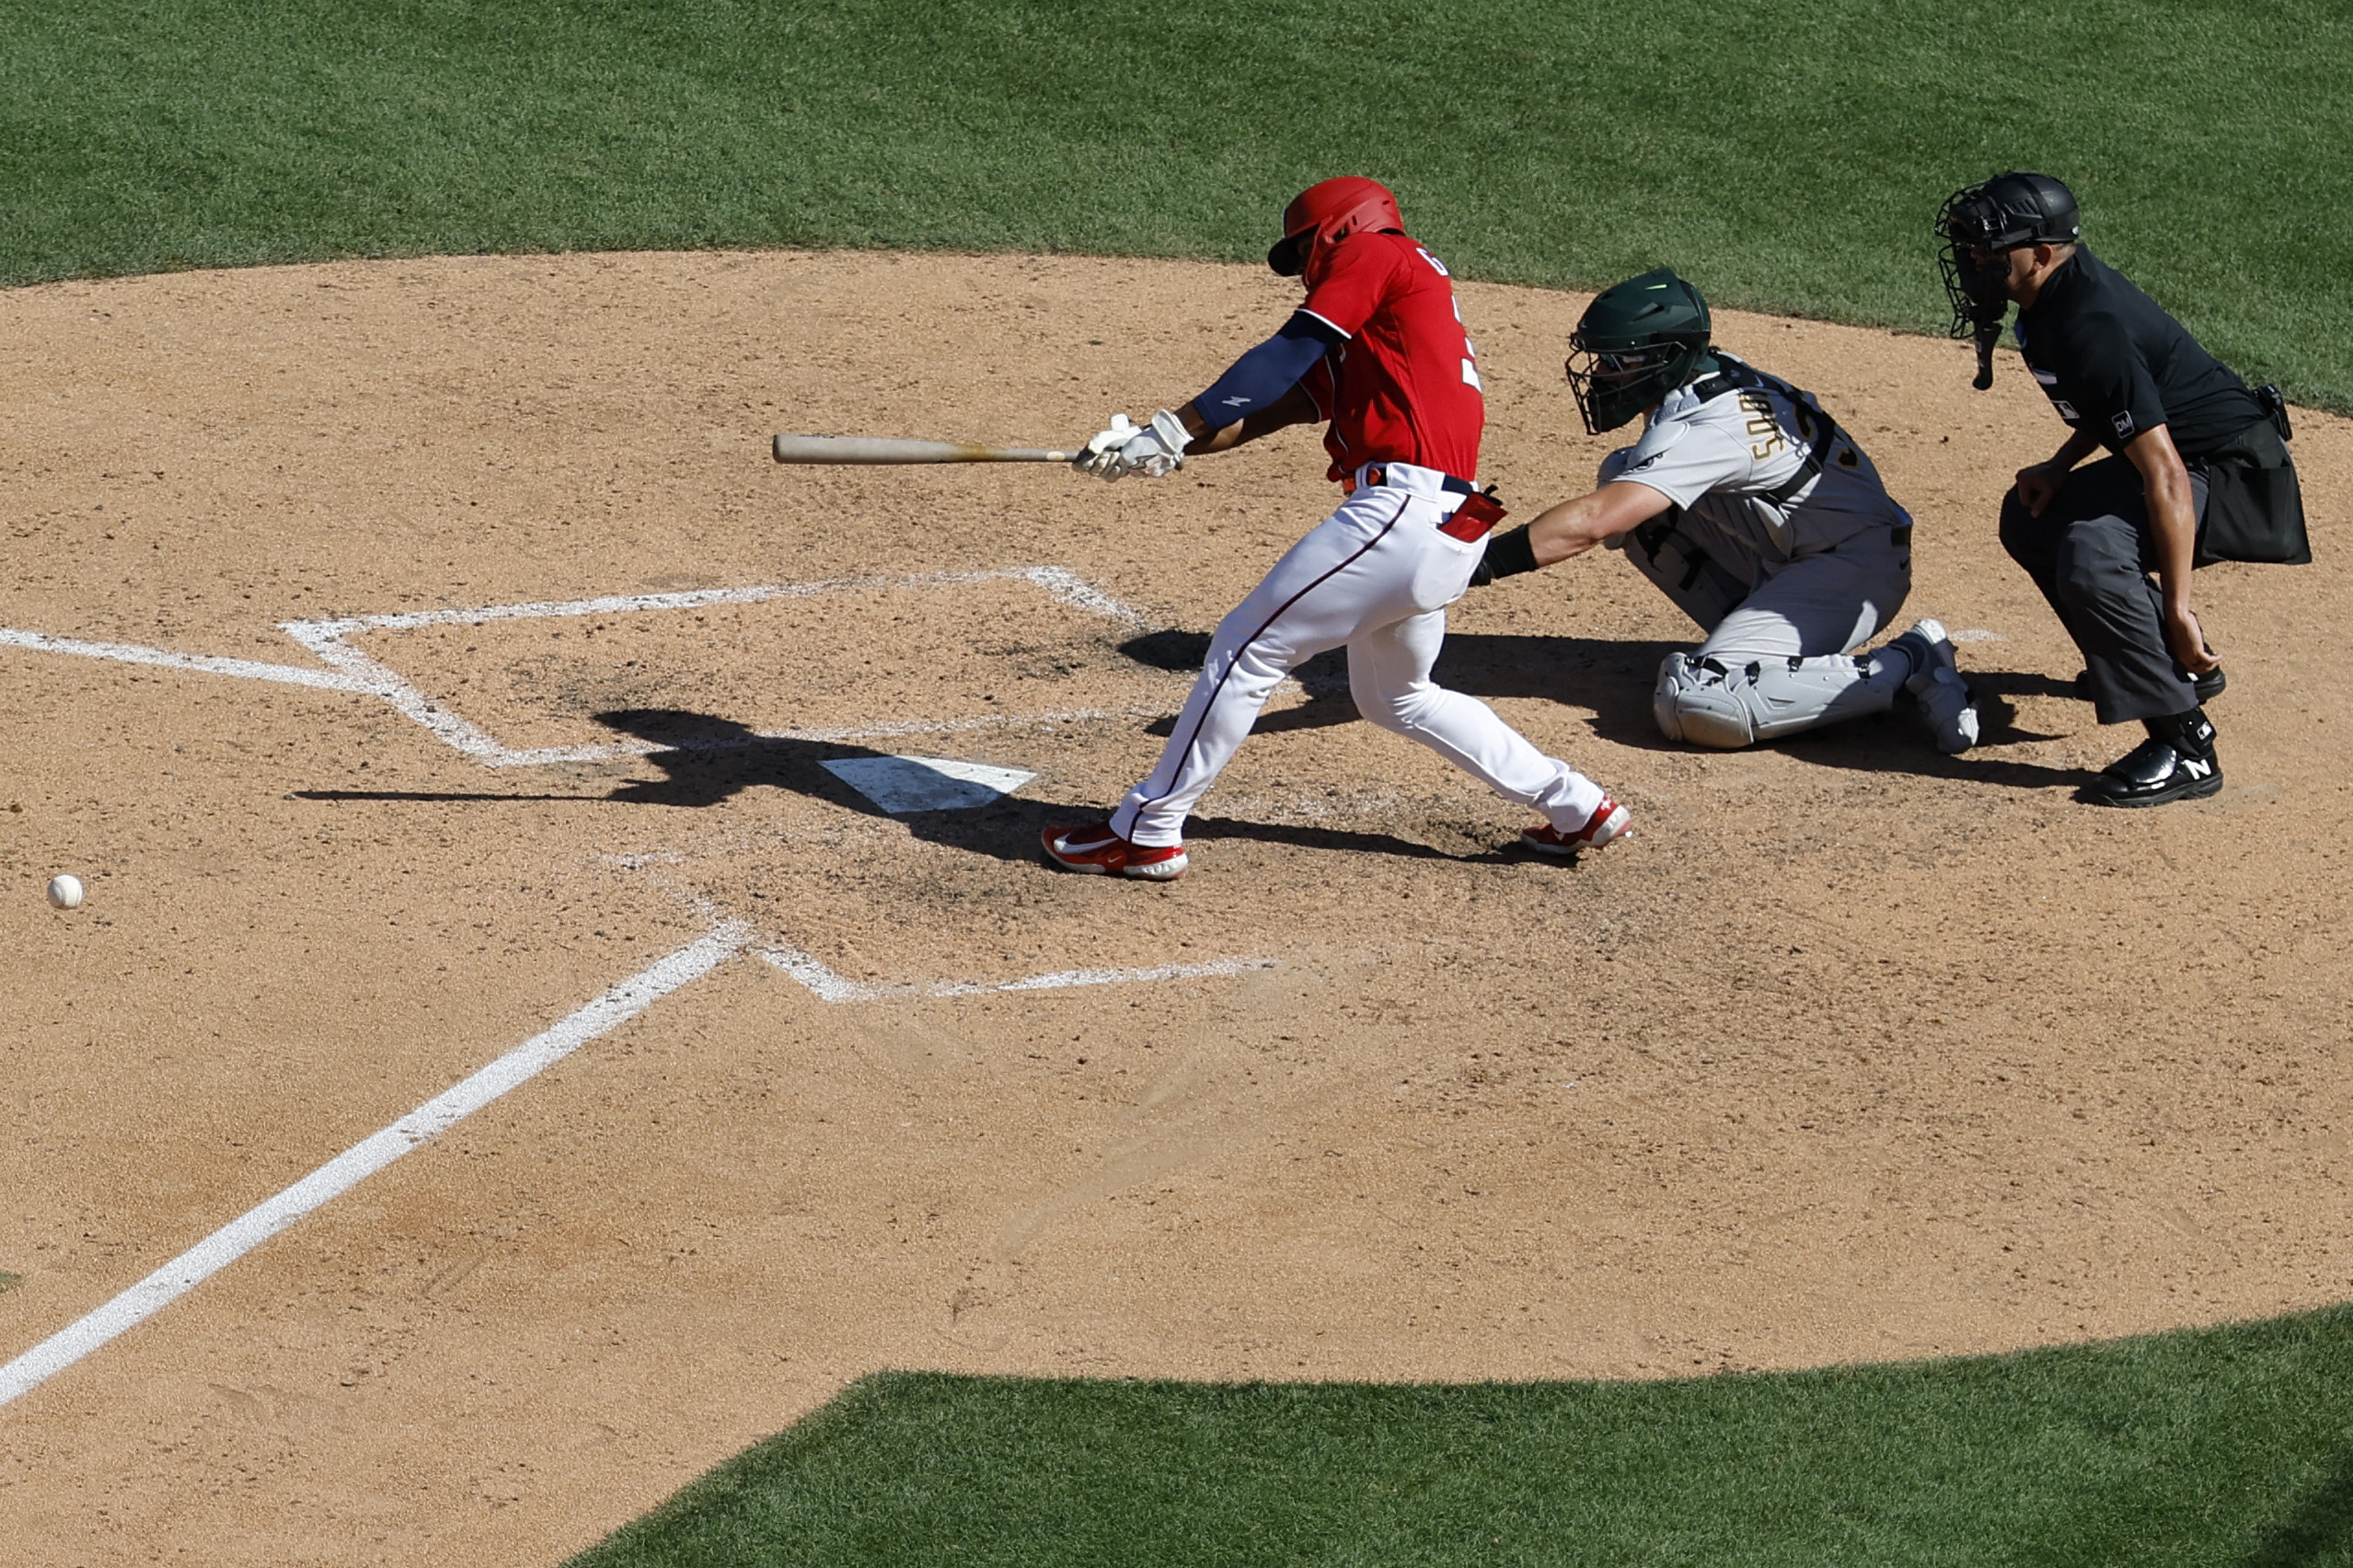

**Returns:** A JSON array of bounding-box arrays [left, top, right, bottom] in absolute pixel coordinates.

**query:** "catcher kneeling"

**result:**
[[1477, 269, 1978, 754]]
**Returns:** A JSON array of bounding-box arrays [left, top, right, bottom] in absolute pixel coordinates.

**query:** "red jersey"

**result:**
[[1296, 230, 1485, 483]]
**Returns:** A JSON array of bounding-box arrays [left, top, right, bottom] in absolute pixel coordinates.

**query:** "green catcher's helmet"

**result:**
[[1564, 269, 1713, 433]]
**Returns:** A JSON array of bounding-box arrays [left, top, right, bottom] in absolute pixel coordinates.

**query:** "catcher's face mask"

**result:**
[[1564, 341, 1703, 434], [1935, 172, 2081, 339]]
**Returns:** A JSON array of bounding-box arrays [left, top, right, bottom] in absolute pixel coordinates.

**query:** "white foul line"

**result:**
[[0, 927, 749, 1412]]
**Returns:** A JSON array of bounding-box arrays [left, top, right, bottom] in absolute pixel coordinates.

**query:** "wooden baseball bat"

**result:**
[[772, 433, 1083, 465]]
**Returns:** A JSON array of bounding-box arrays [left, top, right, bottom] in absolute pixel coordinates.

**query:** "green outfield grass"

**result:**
[[3, 0, 2349, 407], [573, 1308, 2353, 1567]]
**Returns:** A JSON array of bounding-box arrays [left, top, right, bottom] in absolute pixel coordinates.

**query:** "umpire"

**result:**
[[1937, 171, 2307, 806]]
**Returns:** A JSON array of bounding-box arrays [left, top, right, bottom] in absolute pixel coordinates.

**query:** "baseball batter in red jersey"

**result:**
[[1044, 177, 1627, 881]]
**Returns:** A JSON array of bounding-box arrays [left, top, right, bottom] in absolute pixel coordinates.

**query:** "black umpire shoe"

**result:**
[[2084, 709, 2222, 808]]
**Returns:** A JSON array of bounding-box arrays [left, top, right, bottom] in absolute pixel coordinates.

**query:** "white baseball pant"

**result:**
[[1110, 463, 1608, 847]]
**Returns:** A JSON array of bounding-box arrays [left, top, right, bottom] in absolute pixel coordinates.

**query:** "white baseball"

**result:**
[[46, 874, 84, 910]]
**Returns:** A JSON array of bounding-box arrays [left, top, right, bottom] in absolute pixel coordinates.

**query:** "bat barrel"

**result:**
[[772, 433, 1078, 465]]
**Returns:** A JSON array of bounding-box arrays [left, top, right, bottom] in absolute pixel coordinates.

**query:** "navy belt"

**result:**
[[1363, 464, 1475, 495]]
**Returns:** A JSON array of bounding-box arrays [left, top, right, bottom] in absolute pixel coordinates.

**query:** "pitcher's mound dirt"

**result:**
[[2, 249, 2348, 1567]]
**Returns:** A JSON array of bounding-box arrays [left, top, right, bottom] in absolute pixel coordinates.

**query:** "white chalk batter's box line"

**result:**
[[754, 940, 1273, 1004], [643, 871, 1276, 1006], [8, 560, 1275, 990], [0, 565, 1171, 767], [0, 927, 1278, 1414], [291, 565, 1167, 766]]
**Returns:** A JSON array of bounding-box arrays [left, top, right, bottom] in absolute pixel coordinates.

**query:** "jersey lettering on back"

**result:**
[[1294, 231, 1484, 482], [1610, 353, 1909, 562]]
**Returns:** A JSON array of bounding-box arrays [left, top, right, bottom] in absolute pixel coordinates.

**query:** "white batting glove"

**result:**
[[1075, 414, 1142, 480], [1110, 409, 1192, 479]]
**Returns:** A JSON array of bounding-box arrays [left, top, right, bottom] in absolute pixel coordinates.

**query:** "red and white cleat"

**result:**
[[1519, 796, 1631, 859], [1041, 822, 1190, 881]]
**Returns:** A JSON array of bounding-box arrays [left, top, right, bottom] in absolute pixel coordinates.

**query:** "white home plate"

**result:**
[[819, 755, 1036, 813]]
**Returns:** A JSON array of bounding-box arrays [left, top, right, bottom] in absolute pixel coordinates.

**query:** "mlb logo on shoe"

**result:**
[[2112, 409, 2137, 440]]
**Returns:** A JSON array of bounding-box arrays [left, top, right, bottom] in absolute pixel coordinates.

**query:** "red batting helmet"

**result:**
[[1267, 177, 1404, 278]]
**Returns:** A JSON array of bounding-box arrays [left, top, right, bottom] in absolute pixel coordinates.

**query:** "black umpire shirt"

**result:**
[[2013, 246, 2265, 462]]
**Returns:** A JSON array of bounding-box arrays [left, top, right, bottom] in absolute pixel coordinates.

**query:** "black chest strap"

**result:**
[[1686, 359, 1849, 508]]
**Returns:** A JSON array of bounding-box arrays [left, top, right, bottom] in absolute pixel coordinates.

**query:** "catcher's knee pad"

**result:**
[[1654, 651, 1757, 748]]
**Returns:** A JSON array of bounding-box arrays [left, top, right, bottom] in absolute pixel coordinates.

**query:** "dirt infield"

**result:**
[[3, 249, 2349, 1565]]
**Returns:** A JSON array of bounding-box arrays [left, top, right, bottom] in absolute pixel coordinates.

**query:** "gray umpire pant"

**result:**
[[1997, 455, 2209, 726]]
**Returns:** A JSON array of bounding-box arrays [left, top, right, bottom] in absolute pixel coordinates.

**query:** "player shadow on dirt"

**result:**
[[1118, 629, 2100, 791], [592, 709, 1489, 866], [291, 708, 1495, 865], [1771, 667, 2114, 790]]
